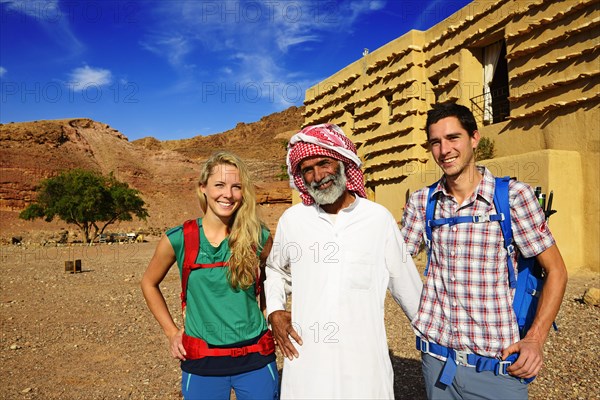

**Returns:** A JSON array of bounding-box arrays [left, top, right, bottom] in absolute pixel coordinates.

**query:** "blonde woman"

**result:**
[[141, 152, 277, 399]]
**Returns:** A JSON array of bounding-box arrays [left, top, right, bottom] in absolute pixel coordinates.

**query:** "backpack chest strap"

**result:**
[[428, 213, 504, 228], [423, 178, 516, 289]]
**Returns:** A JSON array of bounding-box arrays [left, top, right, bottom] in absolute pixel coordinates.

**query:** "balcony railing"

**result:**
[[470, 86, 510, 126]]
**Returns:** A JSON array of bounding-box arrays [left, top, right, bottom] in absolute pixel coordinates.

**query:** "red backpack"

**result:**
[[179, 219, 274, 359]]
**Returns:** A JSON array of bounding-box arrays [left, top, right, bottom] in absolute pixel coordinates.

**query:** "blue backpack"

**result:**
[[424, 176, 544, 339]]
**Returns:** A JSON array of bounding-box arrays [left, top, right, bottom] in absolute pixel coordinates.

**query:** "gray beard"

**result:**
[[305, 162, 347, 205]]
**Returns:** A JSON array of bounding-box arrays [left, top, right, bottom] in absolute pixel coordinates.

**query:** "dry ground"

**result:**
[[1, 241, 598, 400]]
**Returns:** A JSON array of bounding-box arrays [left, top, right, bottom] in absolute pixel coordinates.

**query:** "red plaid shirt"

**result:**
[[401, 167, 555, 358]]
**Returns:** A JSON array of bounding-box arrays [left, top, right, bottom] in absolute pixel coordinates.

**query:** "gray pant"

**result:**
[[421, 353, 528, 400]]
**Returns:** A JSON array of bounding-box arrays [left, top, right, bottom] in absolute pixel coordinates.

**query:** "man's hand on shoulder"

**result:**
[[269, 310, 303, 360]]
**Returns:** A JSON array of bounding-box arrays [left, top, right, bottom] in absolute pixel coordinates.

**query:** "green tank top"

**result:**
[[167, 219, 270, 345]]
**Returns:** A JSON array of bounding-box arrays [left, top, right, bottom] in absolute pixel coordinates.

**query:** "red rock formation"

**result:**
[[0, 106, 303, 241]]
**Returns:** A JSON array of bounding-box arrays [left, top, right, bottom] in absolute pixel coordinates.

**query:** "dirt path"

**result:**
[[1, 243, 598, 399]]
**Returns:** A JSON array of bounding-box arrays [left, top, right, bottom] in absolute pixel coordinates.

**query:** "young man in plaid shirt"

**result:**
[[401, 103, 568, 399]]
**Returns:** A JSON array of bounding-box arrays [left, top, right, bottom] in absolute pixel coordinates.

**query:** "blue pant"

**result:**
[[422, 353, 527, 400], [181, 362, 279, 400]]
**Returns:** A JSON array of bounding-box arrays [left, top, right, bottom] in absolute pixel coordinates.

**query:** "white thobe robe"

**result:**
[[265, 197, 423, 399]]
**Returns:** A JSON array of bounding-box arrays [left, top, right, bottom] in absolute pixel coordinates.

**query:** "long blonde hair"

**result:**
[[197, 151, 263, 290]]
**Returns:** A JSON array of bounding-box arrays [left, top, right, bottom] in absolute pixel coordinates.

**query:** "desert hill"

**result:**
[[136, 105, 302, 161], [0, 106, 304, 243]]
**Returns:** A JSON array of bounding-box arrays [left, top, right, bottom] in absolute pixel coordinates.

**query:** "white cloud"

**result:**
[[141, 35, 192, 68], [68, 65, 112, 91], [346, 1, 388, 24], [0, 0, 83, 54], [276, 35, 320, 53], [143, 0, 369, 63], [229, 52, 312, 107], [0, 0, 60, 20], [232, 53, 279, 83], [0, 66, 6, 77], [360, 0, 387, 12], [415, 0, 445, 29], [140, 0, 389, 98]]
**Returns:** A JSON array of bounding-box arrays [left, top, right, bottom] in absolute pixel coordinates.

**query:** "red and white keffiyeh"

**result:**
[[286, 123, 366, 205]]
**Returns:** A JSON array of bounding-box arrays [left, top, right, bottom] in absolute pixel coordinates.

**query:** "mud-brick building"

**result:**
[[302, 0, 599, 272]]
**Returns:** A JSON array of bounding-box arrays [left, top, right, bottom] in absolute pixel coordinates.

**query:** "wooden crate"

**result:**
[[65, 259, 82, 273]]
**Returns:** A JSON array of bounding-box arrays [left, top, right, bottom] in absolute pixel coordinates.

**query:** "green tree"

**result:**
[[20, 169, 149, 243]]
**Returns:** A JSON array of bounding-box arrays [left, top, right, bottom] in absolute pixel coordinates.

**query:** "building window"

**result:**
[[384, 93, 394, 120], [471, 40, 509, 125]]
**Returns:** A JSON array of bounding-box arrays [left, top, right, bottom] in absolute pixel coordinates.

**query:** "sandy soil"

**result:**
[[1, 241, 598, 399]]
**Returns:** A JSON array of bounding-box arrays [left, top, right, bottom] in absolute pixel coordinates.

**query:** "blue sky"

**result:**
[[0, 0, 471, 141]]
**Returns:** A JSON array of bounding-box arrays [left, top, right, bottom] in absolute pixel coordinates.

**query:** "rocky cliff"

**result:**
[[0, 106, 304, 241]]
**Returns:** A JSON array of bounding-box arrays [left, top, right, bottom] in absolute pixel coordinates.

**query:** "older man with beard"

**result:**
[[265, 123, 423, 399]]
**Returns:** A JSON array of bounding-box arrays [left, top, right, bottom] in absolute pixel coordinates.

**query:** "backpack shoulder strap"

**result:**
[[183, 219, 200, 266], [423, 180, 440, 276], [181, 219, 200, 309], [492, 177, 517, 288]]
